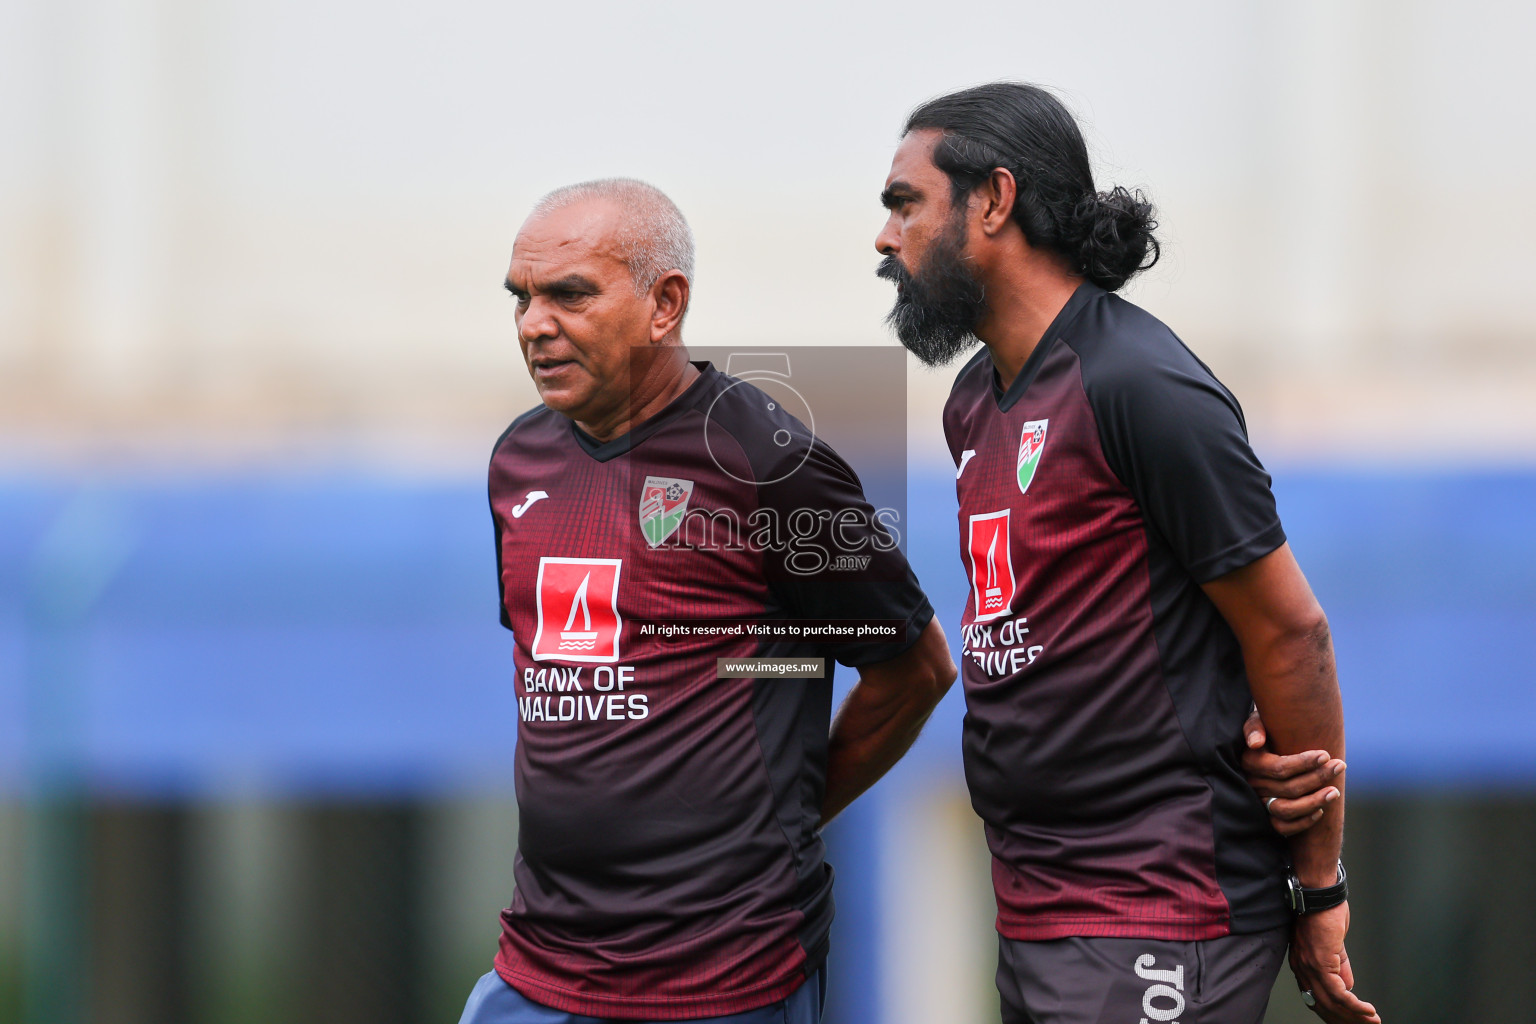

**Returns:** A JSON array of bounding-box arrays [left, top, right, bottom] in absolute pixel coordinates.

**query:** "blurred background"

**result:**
[[3, 0, 1535, 1021]]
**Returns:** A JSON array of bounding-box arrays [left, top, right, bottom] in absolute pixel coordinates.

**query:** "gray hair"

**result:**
[[528, 178, 695, 293]]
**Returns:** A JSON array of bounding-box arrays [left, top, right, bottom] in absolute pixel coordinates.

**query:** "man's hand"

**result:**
[[1241, 708, 1346, 836], [1289, 902, 1380, 1023]]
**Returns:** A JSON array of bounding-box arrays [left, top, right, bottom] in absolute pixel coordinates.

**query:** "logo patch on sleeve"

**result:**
[[639, 476, 694, 546], [1016, 419, 1048, 495], [532, 557, 623, 663], [966, 510, 1015, 622]]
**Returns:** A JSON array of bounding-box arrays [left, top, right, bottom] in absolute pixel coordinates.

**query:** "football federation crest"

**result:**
[[966, 510, 1015, 622], [1016, 419, 1049, 495], [532, 557, 623, 663], [639, 476, 694, 546]]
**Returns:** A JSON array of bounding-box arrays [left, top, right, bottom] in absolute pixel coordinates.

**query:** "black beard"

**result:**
[[876, 218, 987, 367]]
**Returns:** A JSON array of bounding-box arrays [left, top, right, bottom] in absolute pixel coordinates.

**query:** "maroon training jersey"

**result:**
[[944, 283, 1290, 943], [488, 362, 933, 1019]]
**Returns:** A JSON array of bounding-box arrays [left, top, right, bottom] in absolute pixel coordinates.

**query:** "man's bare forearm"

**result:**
[[1245, 618, 1346, 887], [1202, 544, 1349, 887], [1206, 545, 1379, 1021], [821, 684, 933, 824], [820, 619, 955, 826]]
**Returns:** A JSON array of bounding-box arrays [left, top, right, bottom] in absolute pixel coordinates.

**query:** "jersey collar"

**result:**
[[570, 360, 718, 462], [993, 281, 1102, 412]]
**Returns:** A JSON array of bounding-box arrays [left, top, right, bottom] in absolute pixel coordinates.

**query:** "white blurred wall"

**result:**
[[883, 786, 998, 1024], [3, 0, 1535, 469]]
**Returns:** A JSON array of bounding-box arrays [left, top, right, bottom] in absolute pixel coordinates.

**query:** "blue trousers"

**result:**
[[457, 970, 825, 1024]]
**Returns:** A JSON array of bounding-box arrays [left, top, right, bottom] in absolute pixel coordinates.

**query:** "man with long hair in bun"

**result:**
[[875, 83, 1380, 1024]]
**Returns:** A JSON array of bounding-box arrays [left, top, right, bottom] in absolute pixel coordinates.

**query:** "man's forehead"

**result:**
[[886, 129, 943, 188], [509, 199, 628, 280]]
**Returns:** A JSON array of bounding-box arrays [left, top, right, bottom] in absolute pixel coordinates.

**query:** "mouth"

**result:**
[[529, 356, 579, 383]]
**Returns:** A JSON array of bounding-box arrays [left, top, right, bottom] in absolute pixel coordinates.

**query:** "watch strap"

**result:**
[[1285, 861, 1348, 915]]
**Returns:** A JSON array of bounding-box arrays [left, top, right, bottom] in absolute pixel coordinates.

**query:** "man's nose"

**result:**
[[875, 215, 900, 257], [519, 297, 559, 343]]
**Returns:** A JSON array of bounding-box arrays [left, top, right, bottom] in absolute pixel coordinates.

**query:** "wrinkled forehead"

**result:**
[[510, 198, 628, 277]]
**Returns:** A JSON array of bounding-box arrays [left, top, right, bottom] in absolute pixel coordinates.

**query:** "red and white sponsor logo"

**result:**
[[966, 510, 1015, 623], [532, 557, 623, 663]]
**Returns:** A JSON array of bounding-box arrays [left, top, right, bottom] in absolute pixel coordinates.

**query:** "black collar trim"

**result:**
[[571, 361, 717, 462]]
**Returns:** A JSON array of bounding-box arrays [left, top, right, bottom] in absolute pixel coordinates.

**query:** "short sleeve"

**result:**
[[1083, 347, 1285, 583], [754, 440, 935, 667]]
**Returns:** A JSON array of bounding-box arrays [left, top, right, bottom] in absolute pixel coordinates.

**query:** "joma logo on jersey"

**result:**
[[532, 557, 622, 663], [639, 476, 694, 546], [966, 510, 1015, 623], [1017, 418, 1048, 495]]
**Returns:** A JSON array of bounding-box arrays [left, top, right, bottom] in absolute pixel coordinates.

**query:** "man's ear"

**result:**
[[977, 167, 1018, 237], [650, 270, 690, 342]]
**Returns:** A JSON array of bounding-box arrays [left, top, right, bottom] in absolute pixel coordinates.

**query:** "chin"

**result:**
[[532, 382, 594, 419], [535, 386, 576, 412]]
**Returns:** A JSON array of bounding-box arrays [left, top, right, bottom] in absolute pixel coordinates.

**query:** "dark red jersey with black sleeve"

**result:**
[[487, 361, 933, 1019], [943, 283, 1290, 942]]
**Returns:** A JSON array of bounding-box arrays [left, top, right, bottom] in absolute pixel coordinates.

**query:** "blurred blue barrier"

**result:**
[[899, 466, 1536, 793], [0, 478, 520, 797], [1, 467, 1532, 797]]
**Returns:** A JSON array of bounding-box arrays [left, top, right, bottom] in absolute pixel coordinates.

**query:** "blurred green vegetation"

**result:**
[[2, 795, 1533, 1023]]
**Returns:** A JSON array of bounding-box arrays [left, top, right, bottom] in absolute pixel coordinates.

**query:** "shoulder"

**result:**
[[491, 403, 562, 460], [701, 372, 832, 482], [1066, 292, 1239, 413], [701, 372, 876, 511], [701, 372, 805, 432], [1067, 292, 1198, 380]]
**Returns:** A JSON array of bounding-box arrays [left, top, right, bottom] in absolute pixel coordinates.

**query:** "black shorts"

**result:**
[[995, 927, 1288, 1024]]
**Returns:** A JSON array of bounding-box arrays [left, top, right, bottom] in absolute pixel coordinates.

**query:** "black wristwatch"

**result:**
[[1284, 861, 1348, 915]]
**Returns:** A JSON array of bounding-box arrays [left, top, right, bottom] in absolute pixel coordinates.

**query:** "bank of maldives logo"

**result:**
[[1017, 419, 1048, 495], [639, 476, 694, 546], [966, 510, 1015, 622], [532, 557, 622, 662]]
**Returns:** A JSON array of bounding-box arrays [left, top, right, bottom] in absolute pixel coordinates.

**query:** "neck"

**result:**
[[974, 251, 1083, 391], [576, 345, 698, 442]]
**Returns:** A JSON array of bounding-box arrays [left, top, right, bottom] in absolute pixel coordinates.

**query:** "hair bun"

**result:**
[[906, 83, 1162, 292], [1068, 186, 1160, 291]]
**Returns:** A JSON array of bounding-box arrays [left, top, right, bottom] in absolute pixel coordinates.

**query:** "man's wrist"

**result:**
[[1294, 859, 1341, 888], [1285, 861, 1347, 915], [1296, 865, 1333, 890], [1287, 832, 1343, 888]]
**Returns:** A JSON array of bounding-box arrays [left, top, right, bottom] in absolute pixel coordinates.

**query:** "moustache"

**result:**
[[875, 254, 911, 287]]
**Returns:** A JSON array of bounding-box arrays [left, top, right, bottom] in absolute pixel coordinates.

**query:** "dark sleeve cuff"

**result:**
[[1187, 521, 1288, 584], [834, 600, 937, 669]]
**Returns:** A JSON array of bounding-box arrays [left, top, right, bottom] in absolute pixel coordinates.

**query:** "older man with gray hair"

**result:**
[[456, 178, 956, 1023]]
